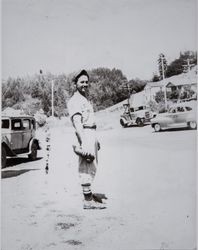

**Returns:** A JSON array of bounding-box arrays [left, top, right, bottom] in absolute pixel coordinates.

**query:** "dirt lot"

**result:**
[[1, 115, 197, 250]]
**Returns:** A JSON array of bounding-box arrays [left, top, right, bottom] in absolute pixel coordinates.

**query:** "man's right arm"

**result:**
[[72, 114, 84, 145], [72, 114, 94, 157]]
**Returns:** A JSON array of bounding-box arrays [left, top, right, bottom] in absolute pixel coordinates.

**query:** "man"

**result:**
[[67, 70, 107, 209]]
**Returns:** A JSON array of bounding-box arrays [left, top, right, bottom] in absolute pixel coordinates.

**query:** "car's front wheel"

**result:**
[[154, 123, 161, 132], [28, 142, 38, 160], [189, 121, 197, 130], [1, 146, 7, 168], [120, 118, 127, 128], [136, 117, 144, 127]]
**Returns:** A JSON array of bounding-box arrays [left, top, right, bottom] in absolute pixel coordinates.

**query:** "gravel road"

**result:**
[[1, 122, 197, 250]]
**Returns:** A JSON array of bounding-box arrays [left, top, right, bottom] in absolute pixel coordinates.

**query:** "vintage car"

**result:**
[[120, 104, 156, 127], [150, 104, 197, 132], [1, 116, 41, 168]]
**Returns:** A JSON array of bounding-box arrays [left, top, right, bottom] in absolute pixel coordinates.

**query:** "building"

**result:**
[[144, 66, 197, 103]]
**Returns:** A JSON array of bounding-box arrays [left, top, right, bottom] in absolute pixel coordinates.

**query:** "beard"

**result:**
[[77, 87, 89, 97]]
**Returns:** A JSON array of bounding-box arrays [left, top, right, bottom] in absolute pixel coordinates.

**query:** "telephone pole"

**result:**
[[160, 54, 167, 110], [51, 79, 54, 117], [182, 58, 195, 73]]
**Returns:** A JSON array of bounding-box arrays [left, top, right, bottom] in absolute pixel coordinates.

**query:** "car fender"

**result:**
[[120, 116, 127, 123], [121, 114, 132, 121], [186, 113, 197, 122], [29, 138, 41, 152], [1, 141, 16, 157]]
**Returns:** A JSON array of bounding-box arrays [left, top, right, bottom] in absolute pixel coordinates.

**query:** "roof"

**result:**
[[2, 107, 26, 116], [146, 66, 197, 88], [2, 115, 35, 119]]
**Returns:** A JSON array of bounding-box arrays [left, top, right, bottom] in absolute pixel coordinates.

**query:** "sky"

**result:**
[[1, 0, 197, 80]]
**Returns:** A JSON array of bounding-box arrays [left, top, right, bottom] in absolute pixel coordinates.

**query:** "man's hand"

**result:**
[[73, 145, 95, 163]]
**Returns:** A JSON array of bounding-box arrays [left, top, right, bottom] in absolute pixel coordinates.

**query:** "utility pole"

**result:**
[[182, 58, 195, 73], [122, 82, 133, 118], [126, 82, 131, 107], [122, 82, 132, 105], [51, 79, 54, 117], [160, 54, 167, 110], [40, 69, 54, 116]]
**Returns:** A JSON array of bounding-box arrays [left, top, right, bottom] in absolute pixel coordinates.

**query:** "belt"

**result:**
[[83, 125, 97, 129]]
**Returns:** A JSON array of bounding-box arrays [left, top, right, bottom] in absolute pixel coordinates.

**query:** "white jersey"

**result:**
[[67, 91, 96, 128]]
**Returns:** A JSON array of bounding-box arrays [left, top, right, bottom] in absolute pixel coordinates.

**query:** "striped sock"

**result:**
[[81, 183, 92, 201]]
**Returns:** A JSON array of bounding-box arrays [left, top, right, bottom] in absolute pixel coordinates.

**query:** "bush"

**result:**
[[34, 109, 47, 127]]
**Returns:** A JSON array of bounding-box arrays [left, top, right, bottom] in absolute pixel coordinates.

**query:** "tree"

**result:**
[[31, 82, 43, 98], [42, 89, 51, 115], [54, 85, 67, 117], [166, 51, 197, 77], [128, 78, 147, 93], [2, 77, 25, 108], [88, 68, 129, 110], [155, 90, 164, 103], [152, 73, 160, 82]]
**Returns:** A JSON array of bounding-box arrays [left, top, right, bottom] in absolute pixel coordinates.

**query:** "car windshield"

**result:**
[[169, 108, 176, 113]]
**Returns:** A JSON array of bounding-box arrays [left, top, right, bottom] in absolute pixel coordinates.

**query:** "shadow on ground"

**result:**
[[5, 157, 43, 167], [152, 127, 195, 133], [1, 169, 40, 179], [122, 124, 149, 128]]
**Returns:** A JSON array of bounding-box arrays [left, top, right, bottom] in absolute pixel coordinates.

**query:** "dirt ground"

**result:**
[[1, 115, 197, 250]]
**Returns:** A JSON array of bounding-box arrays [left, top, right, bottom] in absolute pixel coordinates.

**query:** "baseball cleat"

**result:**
[[83, 199, 106, 209]]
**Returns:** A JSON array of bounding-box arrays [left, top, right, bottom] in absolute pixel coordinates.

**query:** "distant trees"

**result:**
[[88, 68, 129, 110], [152, 73, 160, 82], [2, 68, 130, 115], [54, 84, 67, 117], [2, 50, 197, 116], [166, 51, 197, 77], [155, 90, 165, 103], [152, 50, 197, 81], [128, 78, 147, 93], [2, 77, 25, 108]]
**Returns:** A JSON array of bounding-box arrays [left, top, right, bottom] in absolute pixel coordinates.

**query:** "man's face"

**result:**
[[76, 75, 89, 96]]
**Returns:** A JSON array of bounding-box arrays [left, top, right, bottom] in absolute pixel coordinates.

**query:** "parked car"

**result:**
[[1, 116, 41, 168], [151, 104, 197, 132], [120, 104, 156, 127]]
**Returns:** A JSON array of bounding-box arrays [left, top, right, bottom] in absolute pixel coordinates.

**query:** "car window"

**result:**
[[130, 108, 134, 112], [23, 119, 30, 130], [11, 119, 22, 130], [31, 119, 36, 129], [185, 106, 192, 111], [2, 119, 10, 129], [171, 108, 176, 113], [177, 107, 185, 112]]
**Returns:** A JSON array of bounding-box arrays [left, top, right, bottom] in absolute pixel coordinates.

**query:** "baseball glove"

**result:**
[[72, 145, 95, 163]]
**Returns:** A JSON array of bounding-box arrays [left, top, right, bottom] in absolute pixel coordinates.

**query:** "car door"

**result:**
[[175, 106, 186, 125], [22, 119, 32, 149], [10, 119, 23, 150], [165, 108, 177, 128]]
